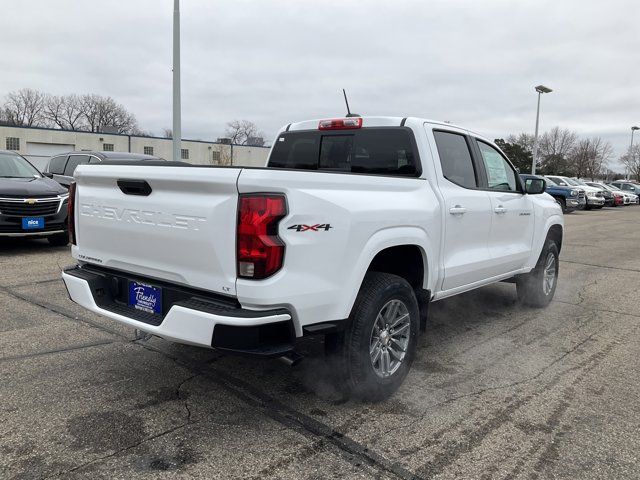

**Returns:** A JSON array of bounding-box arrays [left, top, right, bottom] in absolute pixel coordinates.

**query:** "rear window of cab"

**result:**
[[268, 127, 421, 177]]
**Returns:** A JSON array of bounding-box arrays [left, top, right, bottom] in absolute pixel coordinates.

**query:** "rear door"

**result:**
[[473, 139, 534, 274], [430, 128, 494, 290], [61, 154, 91, 186], [74, 165, 242, 296]]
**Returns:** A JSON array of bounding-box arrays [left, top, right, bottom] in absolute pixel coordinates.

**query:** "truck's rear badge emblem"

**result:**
[[287, 224, 332, 232]]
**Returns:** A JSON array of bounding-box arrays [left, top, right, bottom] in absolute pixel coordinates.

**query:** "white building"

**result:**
[[0, 125, 270, 170]]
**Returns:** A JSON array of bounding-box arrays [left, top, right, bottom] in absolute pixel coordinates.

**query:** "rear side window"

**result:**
[[64, 155, 90, 176], [268, 128, 419, 176], [433, 131, 477, 189], [48, 155, 68, 174]]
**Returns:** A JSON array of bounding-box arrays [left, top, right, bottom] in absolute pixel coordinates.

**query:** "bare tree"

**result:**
[[162, 127, 173, 138], [620, 144, 640, 181], [225, 120, 263, 145], [538, 127, 577, 174], [569, 137, 612, 180], [2, 88, 47, 126], [43, 94, 86, 130], [506, 133, 535, 153], [79, 94, 138, 134]]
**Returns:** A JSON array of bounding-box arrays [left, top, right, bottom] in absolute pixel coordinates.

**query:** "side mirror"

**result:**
[[525, 177, 546, 195], [42, 172, 54, 178]]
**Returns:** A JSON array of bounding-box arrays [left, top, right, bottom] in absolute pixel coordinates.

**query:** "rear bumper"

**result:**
[[62, 265, 295, 356]]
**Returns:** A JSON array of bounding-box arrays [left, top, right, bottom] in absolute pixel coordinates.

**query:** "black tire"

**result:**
[[331, 272, 419, 401], [516, 240, 559, 308], [557, 197, 567, 213], [48, 232, 69, 247]]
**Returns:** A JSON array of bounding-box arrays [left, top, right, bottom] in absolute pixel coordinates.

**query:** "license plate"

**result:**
[[128, 282, 163, 315], [22, 217, 44, 230]]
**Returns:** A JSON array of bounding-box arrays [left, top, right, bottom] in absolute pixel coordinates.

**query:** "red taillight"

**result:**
[[68, 182, 77, 245], [318, 117, 362, 130], [237, 194, 287, 279]]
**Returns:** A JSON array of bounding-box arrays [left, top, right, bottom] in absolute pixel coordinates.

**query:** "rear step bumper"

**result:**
[[62, 265, 294, 356]]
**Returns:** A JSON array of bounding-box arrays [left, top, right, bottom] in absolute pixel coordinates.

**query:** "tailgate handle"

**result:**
[[117, 179, 152, 196]]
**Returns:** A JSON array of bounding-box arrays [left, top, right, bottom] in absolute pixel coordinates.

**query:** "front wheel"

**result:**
[[331, 272, 419, 401], [516, 240, 559, 307]]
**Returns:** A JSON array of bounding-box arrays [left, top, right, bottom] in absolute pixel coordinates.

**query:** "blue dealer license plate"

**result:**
[[22, 217, 44, 230], [128, 282, 163, 315]]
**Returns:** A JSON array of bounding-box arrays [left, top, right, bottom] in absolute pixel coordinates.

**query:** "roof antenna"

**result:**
[[343, 89, 360, 117]]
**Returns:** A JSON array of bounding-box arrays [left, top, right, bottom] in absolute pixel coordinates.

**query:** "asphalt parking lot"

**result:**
[[2, 207, 640, 480]]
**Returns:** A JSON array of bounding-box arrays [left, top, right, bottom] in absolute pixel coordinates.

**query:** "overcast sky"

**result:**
[[1, 0, 638, 167]]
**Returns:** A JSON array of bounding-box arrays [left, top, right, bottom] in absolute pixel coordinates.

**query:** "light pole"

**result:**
[[627, 126, 639, 180], [531, 85, 553, 175], [172, 0, 181, 162]]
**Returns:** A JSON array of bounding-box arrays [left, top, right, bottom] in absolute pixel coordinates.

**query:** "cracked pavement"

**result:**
[[2, 206, 640, 479]]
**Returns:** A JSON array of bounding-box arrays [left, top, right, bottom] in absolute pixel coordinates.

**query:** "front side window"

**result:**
[[64, 155, 90, 176], [476, 141, 518, 192], [48, 155, 68, 174], [0, 152, 41, 177], [433, 131, 477, 189]]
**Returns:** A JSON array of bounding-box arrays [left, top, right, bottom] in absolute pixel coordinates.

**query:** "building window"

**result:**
[[181, 148, 189, 160], [5, 137, 20, 151], [103, 143, 114, 151], [144, 146, 154, 156], [211, 150, 221, 163]]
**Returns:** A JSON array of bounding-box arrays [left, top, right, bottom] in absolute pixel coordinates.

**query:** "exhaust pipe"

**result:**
[[278, 351, 304, 367]]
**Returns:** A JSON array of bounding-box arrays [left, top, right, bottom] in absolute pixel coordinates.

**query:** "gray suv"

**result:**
[[43, 151, 163, 188]]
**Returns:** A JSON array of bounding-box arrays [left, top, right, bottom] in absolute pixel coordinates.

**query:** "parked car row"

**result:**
[[520, 173, 640, 214], [0, 150, 162, 245]]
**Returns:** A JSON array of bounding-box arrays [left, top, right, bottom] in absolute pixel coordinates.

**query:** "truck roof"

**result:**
[[286, 116, 478, 135]]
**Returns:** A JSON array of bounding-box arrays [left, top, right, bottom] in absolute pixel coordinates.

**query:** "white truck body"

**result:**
[[62, 116, 563, 397]]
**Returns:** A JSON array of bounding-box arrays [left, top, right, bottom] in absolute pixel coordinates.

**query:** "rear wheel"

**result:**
[[330, 272, 419, 401], [48, 232, 69, 247], [516, 240, 559, 307]]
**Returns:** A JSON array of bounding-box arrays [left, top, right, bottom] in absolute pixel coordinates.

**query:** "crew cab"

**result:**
[[62, 116, 564, 400]]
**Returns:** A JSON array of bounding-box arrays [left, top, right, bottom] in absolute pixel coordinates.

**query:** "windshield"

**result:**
[[0, 152, 42, 178], [545, 177, 559, 186], [562, 177, 581, 186]]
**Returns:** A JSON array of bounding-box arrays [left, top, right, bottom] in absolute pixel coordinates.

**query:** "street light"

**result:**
[[172, 0, 181, 163], [531, 84, 553, 175], [627, 126, 640, 180]]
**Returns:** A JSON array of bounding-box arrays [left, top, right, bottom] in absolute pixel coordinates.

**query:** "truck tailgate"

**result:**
[[73, 165, 241, 296]]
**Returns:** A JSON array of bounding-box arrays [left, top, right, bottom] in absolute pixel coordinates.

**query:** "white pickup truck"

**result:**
[[62, 116, 563, 400]]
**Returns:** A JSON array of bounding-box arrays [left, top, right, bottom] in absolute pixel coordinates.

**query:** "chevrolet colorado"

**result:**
[[62, 116, 564, 400]]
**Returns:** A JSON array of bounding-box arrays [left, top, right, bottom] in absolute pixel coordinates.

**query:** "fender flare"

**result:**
[[338, 226, 436, 320], [525, 214, 564, 270]]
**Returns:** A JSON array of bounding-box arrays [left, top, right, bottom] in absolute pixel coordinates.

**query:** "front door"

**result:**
[[474, 139, 534, 274], [430, 128, 494, 291]]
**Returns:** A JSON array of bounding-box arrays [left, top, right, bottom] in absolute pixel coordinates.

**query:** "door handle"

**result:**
[[449, 205, 467, 215], [494, 205, 507, 214]]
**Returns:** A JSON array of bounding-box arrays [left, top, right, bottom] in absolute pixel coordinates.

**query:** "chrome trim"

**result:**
[[0, 229, 65, 237], [0, 194, 66, 216]]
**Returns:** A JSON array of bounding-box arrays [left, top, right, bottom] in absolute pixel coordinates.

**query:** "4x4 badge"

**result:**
[[287, 224, 332, 232]]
